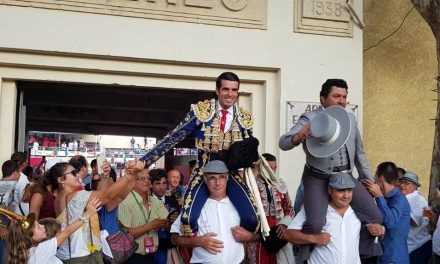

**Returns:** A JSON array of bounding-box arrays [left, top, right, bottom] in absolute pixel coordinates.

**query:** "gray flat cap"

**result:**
[[204, 160, 229, 174], [328, 172, 355, 190], [401, 172, 421, 187]]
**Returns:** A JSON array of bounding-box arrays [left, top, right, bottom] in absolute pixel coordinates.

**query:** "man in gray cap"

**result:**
[[397, 172, 432, 264], [286, 172, 362, 264], [170, 160, 258, 264], [279, 79, 382, 260]]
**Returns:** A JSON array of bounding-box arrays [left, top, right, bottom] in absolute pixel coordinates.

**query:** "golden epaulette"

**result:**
[[192, 99, 215, 123], [238, 107, 253, 129]]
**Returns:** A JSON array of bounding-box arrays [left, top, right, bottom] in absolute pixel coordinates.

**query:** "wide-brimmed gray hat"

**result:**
[[401, 172, 421, 187], [204, 160, 229, 174], [328, 172, 356, 190], [306, 105, 352, 158]]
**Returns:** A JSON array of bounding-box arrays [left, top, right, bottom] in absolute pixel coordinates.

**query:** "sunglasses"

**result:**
[[61, 169, 78, 177], [136, 176, 150, 182]]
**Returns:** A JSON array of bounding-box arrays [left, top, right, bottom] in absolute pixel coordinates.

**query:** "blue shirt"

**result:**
[[376, 187, 411, 264]]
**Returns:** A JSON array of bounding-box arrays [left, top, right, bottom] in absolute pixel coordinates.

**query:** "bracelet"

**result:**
[[78, 215, 88, 223]]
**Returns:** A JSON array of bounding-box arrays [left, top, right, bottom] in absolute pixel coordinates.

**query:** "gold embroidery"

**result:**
[[238, 107, 253, 129], [192, 99, 215, 122]]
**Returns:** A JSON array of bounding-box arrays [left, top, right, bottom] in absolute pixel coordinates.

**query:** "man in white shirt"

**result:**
[[11, 152, 30, 216], [286, 172, 362, 264], [170, 160, 258, 264], [398, 171, 432, 264]]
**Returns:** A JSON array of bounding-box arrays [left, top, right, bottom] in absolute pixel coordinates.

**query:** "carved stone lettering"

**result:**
[[222, 0, 247, 11], [0, 0, 267, 29], [185, 0, 213, 8], [146, 0, 177, 3], [294, 0, 353, 37], [302, 0, 349, 22]]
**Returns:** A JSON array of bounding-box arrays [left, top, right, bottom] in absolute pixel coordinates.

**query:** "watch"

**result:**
[[78, 215, 88, 223]]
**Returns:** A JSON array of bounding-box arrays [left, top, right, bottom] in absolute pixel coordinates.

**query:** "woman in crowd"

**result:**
[[6, 197, 101, 264], [28, 173, 56, 221], [47, 158, 144, 263]]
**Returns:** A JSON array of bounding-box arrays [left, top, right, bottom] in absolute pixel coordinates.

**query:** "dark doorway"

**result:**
[[18, 81, 214, 147]]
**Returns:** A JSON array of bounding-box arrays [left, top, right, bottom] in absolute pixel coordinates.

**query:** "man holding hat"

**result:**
[[397, 171, 432, 264], [286, 172, 362, 264], [279, 79, 383, 259], [170, 160, 258, 264]]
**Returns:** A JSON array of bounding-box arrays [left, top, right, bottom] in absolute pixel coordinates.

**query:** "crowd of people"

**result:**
[[0, 72, 439, 264]]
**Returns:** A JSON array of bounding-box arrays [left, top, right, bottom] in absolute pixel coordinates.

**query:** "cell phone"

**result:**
[[96, 153, 106, 175]]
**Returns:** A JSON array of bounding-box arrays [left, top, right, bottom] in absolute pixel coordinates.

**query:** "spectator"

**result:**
[[364, 161, 411, 264], [171, 160, 258, 264], [117, 168, 169, 264], [79, 137, 86, 151], [166, 169, 185, 207], [246, 154, 294, 264], [151, 169, 180, 212], [130, 137, 136, 151], [69, 155, 89, 190], [397, 167, 406, 179], [96, 165, 135, 263], [60, 142, 67, 151], [431, 189, 440, 263], [0, 160, 21, 263], [6, 197, 100, 264], [149, 168, 181, 264], [47, 160, 143, 263], [11, 151, 30, 216], [28, 173, 56, 221], [0, 160, 21, 209], [86, 159, 101, 191], [286, 172, 363, 264], [398, 172, 432, 264]]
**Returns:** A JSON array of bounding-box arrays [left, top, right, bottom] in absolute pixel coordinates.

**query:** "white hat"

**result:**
[[306, 106, 351, 158]]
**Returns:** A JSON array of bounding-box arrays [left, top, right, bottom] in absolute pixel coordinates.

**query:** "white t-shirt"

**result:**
[[406, 191, 431, 253], [28, 237, 63, 264], [171, 197, 243, 264], [433, 214, 440, 255], [288, 205, 361, 264], [13, 172, 29, 215]]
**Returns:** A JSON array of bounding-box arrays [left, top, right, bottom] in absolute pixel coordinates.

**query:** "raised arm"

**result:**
[[279, 114, 312, 151], [140, 110, 199, 167], [55, 197, 101, 246], [90, 160, 142, 206]]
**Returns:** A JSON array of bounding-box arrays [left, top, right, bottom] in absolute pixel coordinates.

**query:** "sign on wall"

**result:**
[[294, 0, 354, 37], [1, 0, 267, 29], [286, 101, 358, 132]]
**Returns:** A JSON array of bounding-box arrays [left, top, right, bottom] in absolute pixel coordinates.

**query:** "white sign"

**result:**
[[285, 101, 358, 132]]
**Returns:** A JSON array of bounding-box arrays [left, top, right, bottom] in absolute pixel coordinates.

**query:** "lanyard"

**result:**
[[131, 192, 150, 223]]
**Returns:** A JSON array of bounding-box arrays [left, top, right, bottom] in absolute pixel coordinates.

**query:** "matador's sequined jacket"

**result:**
[[140, 98, 260, 236]]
